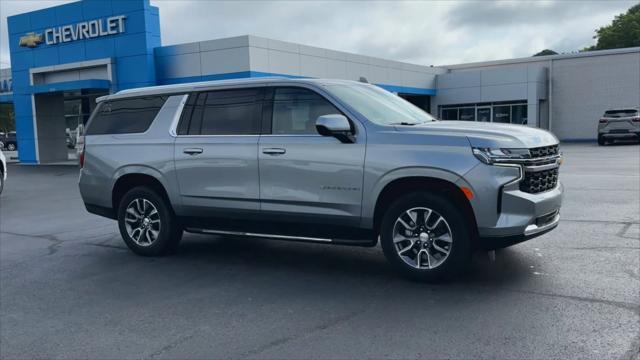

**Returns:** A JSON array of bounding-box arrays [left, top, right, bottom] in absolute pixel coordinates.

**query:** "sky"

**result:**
[[0, 0, 637, 69]]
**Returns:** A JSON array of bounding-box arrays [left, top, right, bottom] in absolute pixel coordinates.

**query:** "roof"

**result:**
[[97, 78, 364, 102], [443, 46, 640, 70]]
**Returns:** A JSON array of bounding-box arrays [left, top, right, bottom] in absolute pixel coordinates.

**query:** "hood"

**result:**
[[396, 121, 559, 149]]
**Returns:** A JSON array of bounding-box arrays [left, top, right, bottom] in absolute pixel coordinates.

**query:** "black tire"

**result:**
[[117, 186, 182, 256], [0, 171, 4, 195], [597, 135, 606, 146], [380, 192, 472, 282]]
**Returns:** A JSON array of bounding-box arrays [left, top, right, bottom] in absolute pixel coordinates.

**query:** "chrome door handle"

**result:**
[[183, 148, 203, 155], [262, 148, 286, 155]]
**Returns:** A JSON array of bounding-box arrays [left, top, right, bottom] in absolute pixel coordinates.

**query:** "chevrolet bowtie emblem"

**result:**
[[19, 32, 44, 48]]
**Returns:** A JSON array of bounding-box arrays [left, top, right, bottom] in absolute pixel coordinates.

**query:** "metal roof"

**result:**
[[97, 77, 359, 102], [443, 46, 640, 70]]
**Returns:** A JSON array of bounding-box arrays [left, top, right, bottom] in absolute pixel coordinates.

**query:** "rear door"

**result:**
[[258, 86, 366, 226], [174, 87, 263, 215]]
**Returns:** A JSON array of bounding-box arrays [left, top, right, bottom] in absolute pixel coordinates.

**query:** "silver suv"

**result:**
[[598, 108, 640, 145], [79, 78, 563, 281]]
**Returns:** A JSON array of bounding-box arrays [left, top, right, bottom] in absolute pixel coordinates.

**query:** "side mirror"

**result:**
[[315, 114, 355, 143]]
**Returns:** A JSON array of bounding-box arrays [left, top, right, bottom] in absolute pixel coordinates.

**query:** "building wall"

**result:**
[[439, 48, 640, 140], [433, 64, 547, 127], [550, 52, 640, 140], [7, 0, 161, 163], [155, 35, 443, 94]]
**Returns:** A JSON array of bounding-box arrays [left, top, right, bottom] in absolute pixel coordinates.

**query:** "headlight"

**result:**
[[472, 147, 530, 165]]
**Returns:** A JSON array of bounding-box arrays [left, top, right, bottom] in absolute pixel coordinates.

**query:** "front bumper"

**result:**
[[459, 162, 564, 249]]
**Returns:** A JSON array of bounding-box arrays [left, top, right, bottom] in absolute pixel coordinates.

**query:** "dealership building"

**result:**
[[0, 0, 638, 164]]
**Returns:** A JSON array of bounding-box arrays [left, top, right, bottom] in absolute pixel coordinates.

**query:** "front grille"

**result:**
[[520, 167, 559, 193], [529, 145, 559, 158]]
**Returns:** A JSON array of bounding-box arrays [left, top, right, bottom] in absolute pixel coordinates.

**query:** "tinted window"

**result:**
[[272, 88, 341, 134], [512, 105, 528, 125], [179, 89, 261, 135], [459, 108, 475, 121], [604, 109, 638, 117], [493, 105, 511, 123], [86, 96, 167, 135], [441, 108, 458, 120]]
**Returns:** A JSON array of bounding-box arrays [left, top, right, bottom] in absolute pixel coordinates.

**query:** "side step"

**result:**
[[185, 228, 376, 247]]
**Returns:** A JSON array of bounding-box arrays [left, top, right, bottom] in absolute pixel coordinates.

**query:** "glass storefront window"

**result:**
[[441, 108, 458, 120], [493, 106, 511, 123], [439, 102, 527, 124], [459, 108, 475, 121], [512, 105, 528, 125], [477, 107, 491, 122]]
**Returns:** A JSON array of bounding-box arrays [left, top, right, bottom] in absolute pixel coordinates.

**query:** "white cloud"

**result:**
[[0, 0, 637, 69]]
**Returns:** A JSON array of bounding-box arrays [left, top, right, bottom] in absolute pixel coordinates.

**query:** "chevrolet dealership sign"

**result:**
[[19, 15, 126, 48]]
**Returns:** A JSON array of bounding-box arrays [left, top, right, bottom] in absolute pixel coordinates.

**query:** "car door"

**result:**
[[174, 87, 263, 216], [258, 86, 366, 226]]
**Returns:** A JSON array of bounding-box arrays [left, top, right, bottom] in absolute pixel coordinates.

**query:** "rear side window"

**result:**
[[86, 96, 167, 135], [272, 87, 341, 135], [178, 88, 262, 135]]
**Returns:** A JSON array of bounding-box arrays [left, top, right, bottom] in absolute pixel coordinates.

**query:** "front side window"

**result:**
[[86, 96, 167, 135], [272, 88, 342, 135], [326, 84, 437, 125]]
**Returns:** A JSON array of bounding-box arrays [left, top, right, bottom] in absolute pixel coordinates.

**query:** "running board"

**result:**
[[185, 228, 333, 243]]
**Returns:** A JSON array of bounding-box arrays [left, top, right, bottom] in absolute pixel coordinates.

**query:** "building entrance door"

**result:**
[[477, 106, 492, 122], [34, 89, 107, 163]]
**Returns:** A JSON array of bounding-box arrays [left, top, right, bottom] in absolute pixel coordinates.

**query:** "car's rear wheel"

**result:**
[[597, 135, 606, 146], [380, 192, 472, 282], [0, 170, 4, 195], [117, 186, 182, 256]]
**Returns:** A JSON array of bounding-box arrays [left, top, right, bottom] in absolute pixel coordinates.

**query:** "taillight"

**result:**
[[599, 118, 608, 123], [632, 116, 640, 123]]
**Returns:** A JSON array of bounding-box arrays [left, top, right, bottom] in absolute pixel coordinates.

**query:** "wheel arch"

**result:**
[[111, 166, 174, 212], [371, 175, 478, 240]]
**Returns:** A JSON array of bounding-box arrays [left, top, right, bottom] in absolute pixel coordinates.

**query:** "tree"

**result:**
[[585, 4, 640, 51], [533, 49, 558, 56], [0, 103, 15, 133]]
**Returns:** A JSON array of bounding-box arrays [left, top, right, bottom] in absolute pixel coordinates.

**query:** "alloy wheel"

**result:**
[[124, 198, 161, 246], [392, 207, 453, 269]]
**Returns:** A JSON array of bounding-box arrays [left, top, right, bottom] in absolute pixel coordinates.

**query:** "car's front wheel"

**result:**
[[380, 192, 472, 282], [117, 186, 182, 256]]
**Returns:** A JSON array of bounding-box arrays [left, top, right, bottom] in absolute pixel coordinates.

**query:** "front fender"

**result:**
[[361, 166, 466, 228]]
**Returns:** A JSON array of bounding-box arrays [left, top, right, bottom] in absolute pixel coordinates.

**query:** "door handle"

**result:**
[[262, 148, 286, 155], [183, 147, 203, 155]]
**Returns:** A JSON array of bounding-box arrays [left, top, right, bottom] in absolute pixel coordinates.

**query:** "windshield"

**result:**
[[326, 84, 437, 125]]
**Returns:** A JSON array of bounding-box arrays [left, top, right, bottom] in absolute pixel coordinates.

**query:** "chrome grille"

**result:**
[[517, 145, 561, 194], [520, 168, 558, 193], [529, 145, 559, 158]]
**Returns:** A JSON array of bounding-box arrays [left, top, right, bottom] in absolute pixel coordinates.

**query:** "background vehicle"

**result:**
[[79, 78, 563, 281], [598, 108, 640, 145], [0, 148, 6, 194], [1, 131, 18, 151]]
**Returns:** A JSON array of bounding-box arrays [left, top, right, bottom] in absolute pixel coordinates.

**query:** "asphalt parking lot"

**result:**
[[0, 143, 638, 359]]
